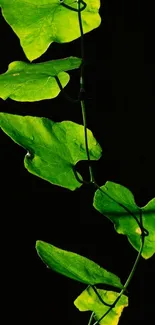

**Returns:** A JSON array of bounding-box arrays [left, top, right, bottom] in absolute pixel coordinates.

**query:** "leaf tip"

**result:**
[[35, 240, 43, 253]]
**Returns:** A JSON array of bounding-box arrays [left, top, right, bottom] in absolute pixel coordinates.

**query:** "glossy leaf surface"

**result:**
[[0, 113, 102, 190]]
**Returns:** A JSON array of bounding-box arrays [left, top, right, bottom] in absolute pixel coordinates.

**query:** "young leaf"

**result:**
[[0, 0, 101, 61], [74, 286, 128, 325], [93, 181, 155, 259], [0, 57, 81, 102], [0, 113, 102, 190], [36, 241, 123, 289]]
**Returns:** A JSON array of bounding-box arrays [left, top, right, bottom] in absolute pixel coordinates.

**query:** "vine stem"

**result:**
[[92, 239, 144, 325], [77, 2, 145, 325], [93, 182, 149, 235], [77, 0, 94, 183], [88, 311, 95, 325]]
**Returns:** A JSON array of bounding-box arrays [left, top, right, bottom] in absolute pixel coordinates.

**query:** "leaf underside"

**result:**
[[93, 181, 155, 259]]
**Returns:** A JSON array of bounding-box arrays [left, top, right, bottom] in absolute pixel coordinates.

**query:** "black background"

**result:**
[[0, 1, 155, 324]]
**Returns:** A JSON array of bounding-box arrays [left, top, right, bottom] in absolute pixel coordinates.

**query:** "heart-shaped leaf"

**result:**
[[0, 113, 102, 190], [0, 0, 101, 61], [36, 241, 123, 289], [93, 181, 155, 259], [74, 286, 128, 325], [0, 57, 81, 102]]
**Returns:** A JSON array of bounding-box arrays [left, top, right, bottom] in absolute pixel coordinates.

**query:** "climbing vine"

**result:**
[[0, 1, 155, 325]]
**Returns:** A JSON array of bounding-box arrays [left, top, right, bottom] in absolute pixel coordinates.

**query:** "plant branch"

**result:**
[[92, 238, 145, 325], [77, 0, 94, 183]]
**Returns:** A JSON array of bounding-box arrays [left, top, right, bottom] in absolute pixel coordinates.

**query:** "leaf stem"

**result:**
[[92, 239, 144, 325], [54, 76, 81, 103], [60, 0, 86, 12], [77, 0, 94, 183], [90, 285, 113, 307], [88, 312, 95, 325]]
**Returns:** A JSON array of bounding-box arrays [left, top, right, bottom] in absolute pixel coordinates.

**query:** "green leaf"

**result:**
[[0, 57, 81, 102], [36, 240, 123, 289], [74, 286, 128, 325], [93, 181, 155, 259], [0, 113, 102, 190], [0, 0, 101, 61]]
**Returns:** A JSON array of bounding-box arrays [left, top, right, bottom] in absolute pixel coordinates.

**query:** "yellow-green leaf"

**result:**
[[0, 0, 101, 61], [0, 57, 81, 101], [74, 286, 128, 325]]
